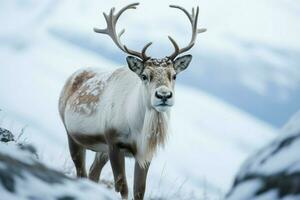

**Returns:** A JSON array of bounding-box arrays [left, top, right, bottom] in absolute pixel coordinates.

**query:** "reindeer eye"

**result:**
[[173, 75, 177, 80], [141, 74, 148, 81]]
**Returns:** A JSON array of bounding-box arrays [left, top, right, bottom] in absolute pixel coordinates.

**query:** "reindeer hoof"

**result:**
[[114, 175, 128, 199]]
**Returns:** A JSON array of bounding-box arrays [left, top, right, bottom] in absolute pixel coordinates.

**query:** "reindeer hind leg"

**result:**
[[67, 134, 87, 178], [89, 152, 108, 182]]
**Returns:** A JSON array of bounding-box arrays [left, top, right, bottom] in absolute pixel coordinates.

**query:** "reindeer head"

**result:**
[[94, 3, 206, 112]]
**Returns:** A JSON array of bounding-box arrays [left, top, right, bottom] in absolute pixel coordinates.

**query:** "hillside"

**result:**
[[0, 1, 286, 199], [0, 128, 116, 200]]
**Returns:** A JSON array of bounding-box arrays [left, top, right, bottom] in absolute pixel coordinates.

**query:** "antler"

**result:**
[[167, 5, 206, 60], [94, 3, 152, 60]]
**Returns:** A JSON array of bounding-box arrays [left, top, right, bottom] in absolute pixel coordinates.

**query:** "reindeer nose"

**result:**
[[155, 90, 172, 101]]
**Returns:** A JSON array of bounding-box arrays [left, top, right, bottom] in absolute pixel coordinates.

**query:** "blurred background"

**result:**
[[0, 0, 299, 199]]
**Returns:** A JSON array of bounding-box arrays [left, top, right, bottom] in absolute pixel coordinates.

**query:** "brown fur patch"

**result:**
[[71, 85, 100, 115], [71, 71, 101, 115], [104, 129, 137, 156], [59, 76, 73, 122], [117, 142, 137, 156], [72, 71, 96, 93], [71, 134, 106, 146], [59, 70, 97, 119], [104, 129, 119, 144], [62, 69, 110, 116]]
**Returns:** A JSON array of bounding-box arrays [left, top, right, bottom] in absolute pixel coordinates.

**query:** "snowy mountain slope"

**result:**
[[0, 0, 283, 199], [0, 135, 116, 200], [0, 33, 276, 199], [226, 111, 300, 200]]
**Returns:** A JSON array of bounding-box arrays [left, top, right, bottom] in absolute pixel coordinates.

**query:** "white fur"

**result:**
[[136, 109, 169, 167], [63, 67, 170, 166]]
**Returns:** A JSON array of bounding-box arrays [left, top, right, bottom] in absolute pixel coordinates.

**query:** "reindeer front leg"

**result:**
[[108, 145, 128, 199], [134, 161, 151, 200], [105, 130, 128, 199]]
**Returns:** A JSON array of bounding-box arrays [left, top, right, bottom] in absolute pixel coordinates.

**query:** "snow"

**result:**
[[282, 111, 300, 137], [0, 53, 276, 199], [0, 0, 290, 199], [235, 112, 300, 178], [226, 111, 300, 200], [0, 142, 35, 165], [0, 143, 116, 200], [225, 180, 263, 200]]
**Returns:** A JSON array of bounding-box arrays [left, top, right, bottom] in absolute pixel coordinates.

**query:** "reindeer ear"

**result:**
[[173, 55, 192, 73], [126, 56, 144, 74]]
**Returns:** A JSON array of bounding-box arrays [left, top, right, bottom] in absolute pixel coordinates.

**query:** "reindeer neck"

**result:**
[[132, 82, 170, 167]]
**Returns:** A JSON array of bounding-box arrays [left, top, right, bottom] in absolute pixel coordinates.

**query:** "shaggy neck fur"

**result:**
[[134, 86, 170, 167]]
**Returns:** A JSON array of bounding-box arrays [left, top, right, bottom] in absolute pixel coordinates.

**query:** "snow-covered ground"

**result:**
[[0, 134, 116, 200], [226, 111, 300, 200], [1, 0, 295, 199], [0, 61, 277, 199]]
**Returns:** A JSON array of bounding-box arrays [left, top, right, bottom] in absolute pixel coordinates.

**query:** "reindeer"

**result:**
[[59, 3, 205, 200]]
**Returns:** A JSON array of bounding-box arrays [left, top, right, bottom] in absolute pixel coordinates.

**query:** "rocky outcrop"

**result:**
[[226, 111, 300, 200], [0, 128, 114, 200], [0, 127, 14, 142]]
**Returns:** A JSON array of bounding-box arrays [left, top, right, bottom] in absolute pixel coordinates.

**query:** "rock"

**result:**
[[226, 111, 300, 200], [0, 127, 14, 143], [0, 127, 38, 157], [0, 142, 115, 200]]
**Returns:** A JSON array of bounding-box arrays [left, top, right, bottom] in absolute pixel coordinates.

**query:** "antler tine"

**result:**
[[141, 42, 153, 60], [169, 5, 193, 24], [115, 3, 139, 22], [167, 36, 179, 56], [168, 5, 206, 60], [94, 3, 152, 60]]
